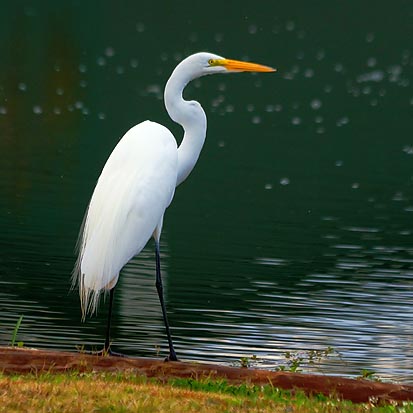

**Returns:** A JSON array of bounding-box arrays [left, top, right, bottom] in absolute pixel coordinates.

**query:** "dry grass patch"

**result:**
[[0, 372, 411, 413]]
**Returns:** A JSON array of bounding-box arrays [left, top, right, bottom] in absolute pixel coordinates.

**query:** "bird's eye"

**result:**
[[208, 59, 214, 65]]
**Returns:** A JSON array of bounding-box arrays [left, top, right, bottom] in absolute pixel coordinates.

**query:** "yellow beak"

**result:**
[[219, 58, 276, 73]]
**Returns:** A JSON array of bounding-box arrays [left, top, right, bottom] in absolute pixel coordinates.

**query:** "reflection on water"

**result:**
[[1, 224, 411, 381], [1, 1, 412, 384]]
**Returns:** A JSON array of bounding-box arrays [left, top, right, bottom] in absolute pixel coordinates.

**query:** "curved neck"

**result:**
[[164, 65, 207, 186]]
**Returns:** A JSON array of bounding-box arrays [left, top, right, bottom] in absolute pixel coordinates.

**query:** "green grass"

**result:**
[[9, 315, 23, 347], [0, 371, 411, 413]]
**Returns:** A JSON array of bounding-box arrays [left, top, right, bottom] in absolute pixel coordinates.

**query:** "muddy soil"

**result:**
[[1, 347, 412, 404]]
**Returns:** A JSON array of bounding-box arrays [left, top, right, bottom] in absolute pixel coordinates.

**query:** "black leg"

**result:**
[[102, 288, 124, 357], [155, 241, 178, 361], [104, 288, 115, 352]]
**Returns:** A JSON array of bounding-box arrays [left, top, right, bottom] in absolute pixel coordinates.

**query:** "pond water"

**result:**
[[0, 2, 412, 382]]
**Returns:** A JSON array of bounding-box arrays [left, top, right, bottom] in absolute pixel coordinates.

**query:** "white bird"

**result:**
[[73, 52, 275, 360]]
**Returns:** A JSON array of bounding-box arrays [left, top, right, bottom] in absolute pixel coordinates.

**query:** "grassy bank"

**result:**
[[1, 371, 411, 413]]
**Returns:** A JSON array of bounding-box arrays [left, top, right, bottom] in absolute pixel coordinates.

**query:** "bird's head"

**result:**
[[205, 52, 276, 74], [175, 52, 276, 80]]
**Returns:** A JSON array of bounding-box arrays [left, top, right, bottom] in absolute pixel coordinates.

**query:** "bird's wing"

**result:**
[[75, 120, 178, 315]]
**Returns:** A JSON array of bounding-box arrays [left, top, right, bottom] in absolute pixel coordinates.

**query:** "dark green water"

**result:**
[[1, 2, 412, 381]]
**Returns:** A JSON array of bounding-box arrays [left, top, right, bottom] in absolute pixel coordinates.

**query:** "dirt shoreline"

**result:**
[[1, 347, 412, 404]]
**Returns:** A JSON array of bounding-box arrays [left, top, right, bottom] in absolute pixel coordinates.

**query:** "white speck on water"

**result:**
[[248, 24, 257, 34], [316, 126, 325, 134], [218, 83, 226, 92], [286, 20, 295, 31], [366, 32, 375, 43], [324, 84, 333, 93], [404, 206, 413, 212], [362, 86, 372, 95], [173, 53, 183, 62], [343, 226, 380, 233], [357, 70, 385, 83], [402, 145, 413, 155], [136, 22, 145, 32], [116, 66, 125, 75], [98, 112, 106, 120], [78, 63, 87, 73], [315, 116, 323, 124], [75, 101, 83, 110], [265, 104, 275, 112], [97, 57, 106, 66], [398, 78, 410, 87], [291, 65, 300, 74], [246, 104, 255, 112], [370, 98, 378, 107], [146, 84, 162, 99], [0, 106, 7, 115], [388, 65, 402, 83], [80, 80, 87, 88], [392, 192, 406, 201], [334, 63, 344, 73], [225, 104, 234, 113], [296, 51, 305, 60], [349, 86, 360, 97], [53, 107, 61, 115], [291, 116, 301, 125], [264, 183, 273, 190], [280, 177, 290, 186], [304, 68, 314, 78], [335, 160, 344, 167], [256, 257, 288, 266], [130, 58, 139, 68], [316, 49, 326, 61], [105, 47, 115, 58], [56, 87, 64, 96], [211, 95, 225, 108], [321, 216, 338, 221], [352, 182, 360, 189], [283, 72, 295, 80], [367, 57, 377, 67], [214, 33, 224, 42], [33, 105, 42, 115], [252, 115, 261, 124], [297, 30, 306, 39], [272, 23, 280, 34], [82, 108, 89, 115], [310, 99, 322, 110], [275, 104, 283, 112], [18, 82, 27, 92], [337, 116, 349, 127]]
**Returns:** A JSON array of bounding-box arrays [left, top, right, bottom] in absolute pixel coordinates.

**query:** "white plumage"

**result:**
[[75, 121, 177, 316]]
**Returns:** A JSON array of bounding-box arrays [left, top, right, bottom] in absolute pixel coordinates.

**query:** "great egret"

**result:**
[[73, 52, 275, 361]]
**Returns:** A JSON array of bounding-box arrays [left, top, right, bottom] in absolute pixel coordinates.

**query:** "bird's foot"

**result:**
[[103, 348, 126, 357], [164, 350, 178, 362]]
